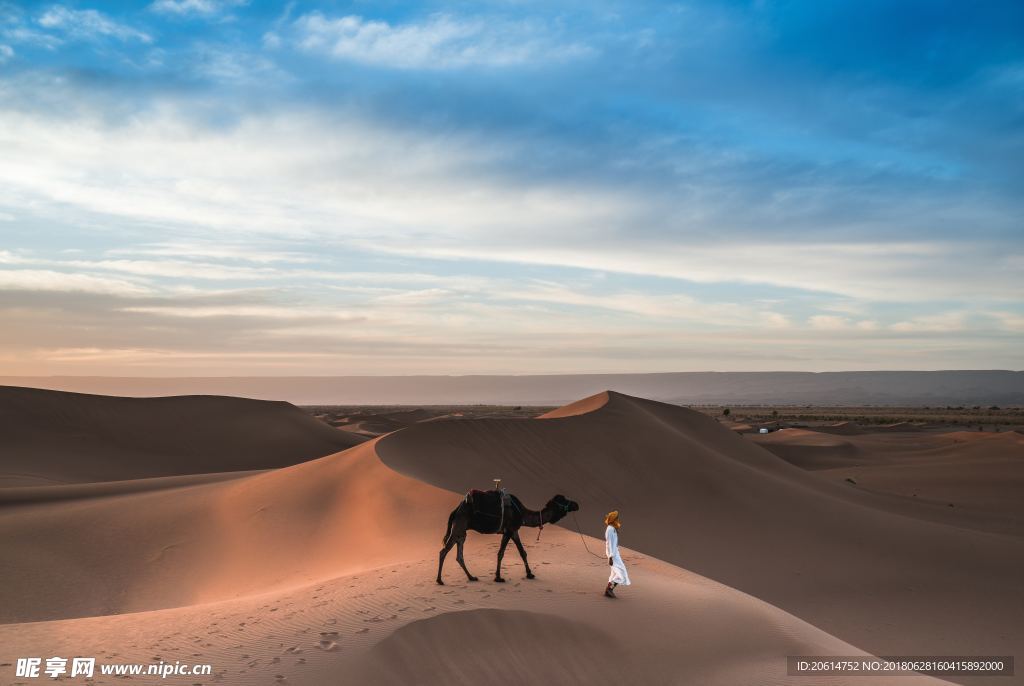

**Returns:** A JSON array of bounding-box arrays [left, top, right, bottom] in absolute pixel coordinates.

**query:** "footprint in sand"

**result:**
[[355, 628, 369, 634], [317, 640, 339, 651]]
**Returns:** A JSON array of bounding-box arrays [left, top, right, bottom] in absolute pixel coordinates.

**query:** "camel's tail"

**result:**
[[441, 508, 457, 545]]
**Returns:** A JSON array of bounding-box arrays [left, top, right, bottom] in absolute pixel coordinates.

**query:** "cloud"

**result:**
[[1, 25, 62, 49], [0, 82, 1019, 307], [987, 311, 1024, 332], [188, 43, 286, 84], [0, 250, 281, 280], [808, 315, 878, 331], [37, 5, 151, 43], [120, 304, 363, 320], [509, 282, 792, 330], [291, 12, 593, 69], [0, 269, 151, 296], [0, 43, 11, 61], [62, 259, 274, 280], [149, 0, 247, 17], [107, 241, 314, 264], [890, 312, 969, 333]]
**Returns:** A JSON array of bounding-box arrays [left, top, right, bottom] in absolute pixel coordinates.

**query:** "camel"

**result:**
[[437, 490, 580, 584]]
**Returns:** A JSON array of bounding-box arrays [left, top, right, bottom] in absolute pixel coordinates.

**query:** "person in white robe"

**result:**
[[604, 510, 630, 597]]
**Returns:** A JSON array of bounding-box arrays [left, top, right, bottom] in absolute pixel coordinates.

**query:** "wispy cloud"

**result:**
[[890, 312, 970, 333], [1, 25, 62, 50], [0, 269, 152, 296], [37, 5, 152, 43], [120, 304, 364, 320], [187, 43, 286, 84], [289, 12, 594, 69], [107, 241, 314, 264], [149, 0, 247, 18], [808, 315, 878, 331]]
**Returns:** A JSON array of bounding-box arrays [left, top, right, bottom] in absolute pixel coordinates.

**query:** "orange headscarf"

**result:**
[[604, 510, 621, 529]]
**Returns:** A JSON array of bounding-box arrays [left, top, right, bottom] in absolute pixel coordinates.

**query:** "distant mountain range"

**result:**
[[2, 371, 1022, 405]]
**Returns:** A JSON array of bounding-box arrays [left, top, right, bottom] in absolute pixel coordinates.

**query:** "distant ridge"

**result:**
[[2, 370, 1022, 405]]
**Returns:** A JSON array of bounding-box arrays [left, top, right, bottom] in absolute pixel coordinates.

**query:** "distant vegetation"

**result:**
[[695, 405, 1024, 428]]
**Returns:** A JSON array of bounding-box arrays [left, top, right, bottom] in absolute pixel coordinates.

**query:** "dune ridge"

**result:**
[[0, 385, 363, 486]]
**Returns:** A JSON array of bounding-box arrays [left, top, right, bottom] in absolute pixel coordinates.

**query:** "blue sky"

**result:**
[[0, 0, 1022, 375]]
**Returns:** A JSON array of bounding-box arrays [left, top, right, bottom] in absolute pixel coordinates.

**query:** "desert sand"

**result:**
[[1, 387, 1018, 685], [754, 427, 1024, 535]]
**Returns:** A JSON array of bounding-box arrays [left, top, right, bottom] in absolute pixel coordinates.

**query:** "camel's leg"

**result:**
[[455, 538, 477, 581], [494, 532, 511, 582], [511, 531, 535, 579], [437, 514, 467, 585], [436, 536, 456, 585]]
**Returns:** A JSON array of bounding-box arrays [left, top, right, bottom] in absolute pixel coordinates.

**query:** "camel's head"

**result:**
[[546, 494, 580, 523]]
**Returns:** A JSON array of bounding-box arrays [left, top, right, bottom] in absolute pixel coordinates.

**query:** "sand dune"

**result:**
[[0, 440, 455, 623], [755, 427, 1024, 534], [0, 388, 1015, 685], [753, 428, 865, 469], [0, 386, 362, 486], [378, 391, 1024, 671]]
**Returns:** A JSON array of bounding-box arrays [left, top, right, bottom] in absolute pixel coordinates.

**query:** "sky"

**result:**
[[0, 0, 1022, 376]]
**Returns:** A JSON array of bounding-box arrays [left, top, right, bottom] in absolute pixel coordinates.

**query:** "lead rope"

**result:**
[[571, 510, 605, 559]]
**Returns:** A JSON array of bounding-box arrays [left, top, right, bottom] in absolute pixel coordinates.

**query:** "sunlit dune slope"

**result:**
[[0, 440, 453, 623]]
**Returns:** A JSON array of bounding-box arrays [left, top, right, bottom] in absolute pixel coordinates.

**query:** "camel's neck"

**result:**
[[523, 505, 557, 528]]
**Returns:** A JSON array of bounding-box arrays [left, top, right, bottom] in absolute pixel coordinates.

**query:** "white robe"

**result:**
[[605, 525, 631, 586]]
